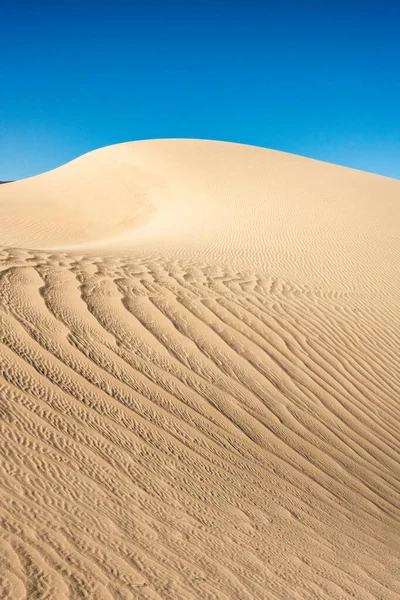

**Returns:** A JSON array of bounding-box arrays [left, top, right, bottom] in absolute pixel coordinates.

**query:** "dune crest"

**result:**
[[0, 139, 399, 599], [1, 139, 399, 295]]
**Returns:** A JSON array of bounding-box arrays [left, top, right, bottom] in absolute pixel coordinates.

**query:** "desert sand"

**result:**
[[0, 139, 399, 599]]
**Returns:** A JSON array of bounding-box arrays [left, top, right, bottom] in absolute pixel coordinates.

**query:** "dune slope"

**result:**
[[0, 139, 399, 599]]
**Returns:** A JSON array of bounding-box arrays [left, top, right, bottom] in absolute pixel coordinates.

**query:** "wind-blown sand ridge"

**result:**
[[0, 139, 399, 599]]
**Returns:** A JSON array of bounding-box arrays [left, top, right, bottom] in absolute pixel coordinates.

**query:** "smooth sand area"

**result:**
[[0, 139, 399, 599]]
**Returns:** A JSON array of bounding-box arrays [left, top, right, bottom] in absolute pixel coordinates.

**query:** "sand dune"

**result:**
[[0, 139, 399, 599]]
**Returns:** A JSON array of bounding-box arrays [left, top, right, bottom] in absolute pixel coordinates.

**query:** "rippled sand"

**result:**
[[0, 139, 399, 599]]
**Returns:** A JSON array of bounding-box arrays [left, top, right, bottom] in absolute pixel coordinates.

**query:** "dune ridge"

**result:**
[[0, 139, 399, 599]]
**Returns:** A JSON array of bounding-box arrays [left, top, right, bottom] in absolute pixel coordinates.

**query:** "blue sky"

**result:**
[[1, 0, 399, 180]]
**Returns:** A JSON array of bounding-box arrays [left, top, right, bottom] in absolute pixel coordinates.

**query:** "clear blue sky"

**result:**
[[1, 0, 399, 180]]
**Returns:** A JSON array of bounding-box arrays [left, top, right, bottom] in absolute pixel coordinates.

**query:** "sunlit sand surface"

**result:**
[[0, 139, 399, 599]]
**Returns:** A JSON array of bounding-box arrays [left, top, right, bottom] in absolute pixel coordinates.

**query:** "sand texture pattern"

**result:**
[[0, 139, 399, 599]]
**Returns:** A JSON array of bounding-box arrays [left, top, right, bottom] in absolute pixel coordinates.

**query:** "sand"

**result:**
[[0, 139, 399, 599]]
